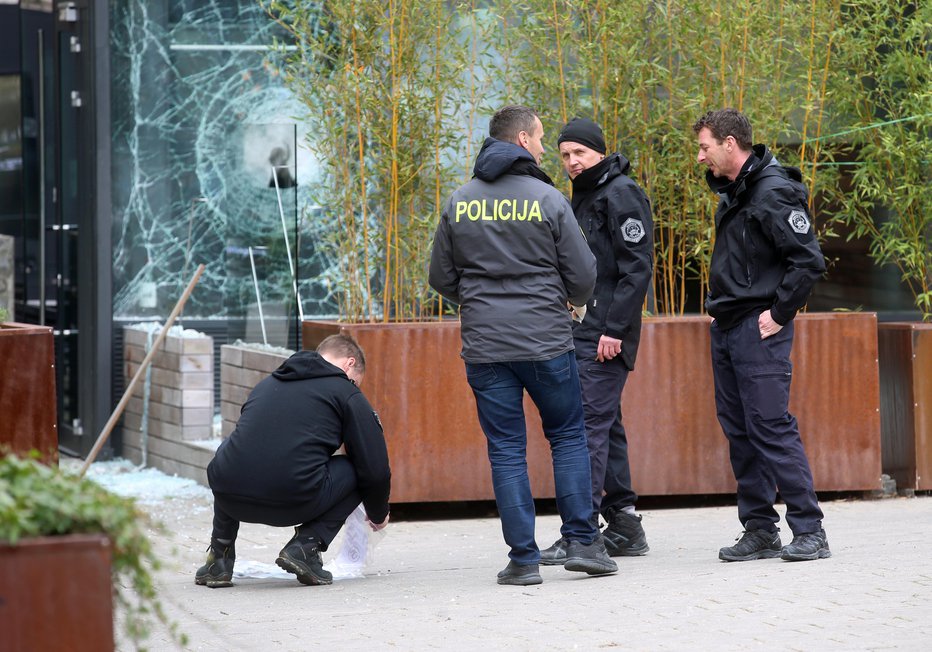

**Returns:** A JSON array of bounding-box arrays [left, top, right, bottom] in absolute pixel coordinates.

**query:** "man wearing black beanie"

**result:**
[[557, 117, 607, 156], [541, 117, 654, 564]]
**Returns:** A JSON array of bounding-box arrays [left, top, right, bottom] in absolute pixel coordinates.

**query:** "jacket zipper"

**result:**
[[741, 221, 752, 287]]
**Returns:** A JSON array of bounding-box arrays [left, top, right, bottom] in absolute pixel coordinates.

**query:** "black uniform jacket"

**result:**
[[704, 144, 826, 331], [207, 351, 391, 523], [570, 153, 653, 371]]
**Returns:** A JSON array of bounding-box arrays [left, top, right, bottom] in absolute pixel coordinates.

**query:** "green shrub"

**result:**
[[259, 0, 929, 319], [0, 453, 185, 650]]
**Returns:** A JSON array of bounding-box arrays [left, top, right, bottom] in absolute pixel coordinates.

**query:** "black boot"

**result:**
[[602, 508, 650, 556], [781, 529, 831, 561], [276, 529, 333, 586], [718, 529, 782, 562], [195, 539, 235, 588]]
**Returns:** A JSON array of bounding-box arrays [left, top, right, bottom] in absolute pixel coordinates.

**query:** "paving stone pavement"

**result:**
[[121, 486, 932, 652]]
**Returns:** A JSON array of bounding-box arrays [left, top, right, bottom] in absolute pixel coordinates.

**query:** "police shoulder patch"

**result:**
[[621, 217, 645, 243], [788, 209, 811, 234]]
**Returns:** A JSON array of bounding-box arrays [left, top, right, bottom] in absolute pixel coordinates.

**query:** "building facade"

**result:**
[[0, 0, 919, 459], [1, 0, 336, 458]]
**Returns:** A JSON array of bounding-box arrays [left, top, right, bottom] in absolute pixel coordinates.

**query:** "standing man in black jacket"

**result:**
[[429, 105, 617, 586], [540, 118, 653, 566], [195, 334, 391, 588], [693, 108, 830, 562]]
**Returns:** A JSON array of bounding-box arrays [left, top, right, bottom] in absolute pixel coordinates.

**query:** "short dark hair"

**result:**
[[317, 333, 366, 374], [692, 108, 753, 151], [489, 105, 539, 143]]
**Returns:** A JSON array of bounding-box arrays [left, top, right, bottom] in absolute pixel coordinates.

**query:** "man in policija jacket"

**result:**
[[429, 104, 617, 586]]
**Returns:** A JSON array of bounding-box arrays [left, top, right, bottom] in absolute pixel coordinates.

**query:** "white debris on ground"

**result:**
[[233, 560, 292, 580], [63, 457, 212, 506], [58, 457, 384, 582]]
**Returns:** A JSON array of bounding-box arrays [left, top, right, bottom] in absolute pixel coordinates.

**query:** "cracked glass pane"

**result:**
[[110, 1, 338, 334]]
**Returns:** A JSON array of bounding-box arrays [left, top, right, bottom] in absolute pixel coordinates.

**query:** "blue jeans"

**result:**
[[465, 351, 597, 565]]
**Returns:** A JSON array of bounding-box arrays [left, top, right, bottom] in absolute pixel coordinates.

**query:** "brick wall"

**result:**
[[220, 344, 293, 437], [121, 326, 216, 484]]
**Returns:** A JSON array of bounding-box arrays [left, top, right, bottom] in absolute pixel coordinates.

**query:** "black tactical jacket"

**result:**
[[704, 144, 825, 330], [569, 153, 653, 371], [208, 351, 391, 524]]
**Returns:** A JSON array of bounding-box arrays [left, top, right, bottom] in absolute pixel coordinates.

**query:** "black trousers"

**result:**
[[575, 339, 638, 523], [211, 455, 361, 550], [710, 314, 823, 536]]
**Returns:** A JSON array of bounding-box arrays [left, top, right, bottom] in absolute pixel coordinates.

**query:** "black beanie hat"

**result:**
[[557, 117, 606, 154]]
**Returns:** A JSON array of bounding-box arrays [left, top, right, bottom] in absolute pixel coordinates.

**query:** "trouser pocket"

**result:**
[[745, 362, 792, 421]]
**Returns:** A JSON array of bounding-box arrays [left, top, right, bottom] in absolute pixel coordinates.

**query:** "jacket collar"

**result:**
[[473, 137, 554, 186], [705, 143, 776, 198], [570, 152, 629, 193]]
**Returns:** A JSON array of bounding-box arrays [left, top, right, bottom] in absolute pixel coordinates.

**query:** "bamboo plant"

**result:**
[[260, 0, 478, 322], [258, 0, 929, 320], [826, 0, 931, 320]]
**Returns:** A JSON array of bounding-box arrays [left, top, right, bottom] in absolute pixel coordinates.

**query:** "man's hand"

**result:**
[[567, 302, 586, 322], [758, 310, 784, 339], [596, 334, 622, 362], [367, 513, 390, 532]]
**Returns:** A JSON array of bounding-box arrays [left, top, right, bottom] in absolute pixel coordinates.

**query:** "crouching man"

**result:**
[[196, 334, 391, 588]]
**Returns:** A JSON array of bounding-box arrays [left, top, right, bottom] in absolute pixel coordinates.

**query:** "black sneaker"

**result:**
[[563, 536, 619, 575], [275, 531, 333, 586], [781, 529, 831, 561], [602, 509, 650, 556], [718, 529, 782, 562], [496, 560, 543, 586], [539, 537, 568, 566], [195, 540, 235, 588]]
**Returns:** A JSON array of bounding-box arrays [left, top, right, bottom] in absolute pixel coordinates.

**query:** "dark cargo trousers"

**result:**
[[575, 339, 638, 524], [710, 314, 823, 536], [210, 455, 361, 550]]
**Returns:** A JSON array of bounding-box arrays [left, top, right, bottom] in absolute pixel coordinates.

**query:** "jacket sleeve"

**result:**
[[341, 391, 391, 523], [759, 186, 826, 325], [428, 201, 462, 304], [554, 196, 597, 307], [604, 183, 653, 340]]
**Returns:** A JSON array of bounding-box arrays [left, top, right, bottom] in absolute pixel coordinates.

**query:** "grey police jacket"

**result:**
[[429, 137, 597, 363]]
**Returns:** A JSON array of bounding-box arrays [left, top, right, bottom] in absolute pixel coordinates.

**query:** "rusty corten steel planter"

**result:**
[[303, 320, 511, 502], [304, 312, 882, 503], [0, 533, 114, 651], [0, 322, 57, 460], [625, 313, 882, 495], [878, 322, 932, 491]]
